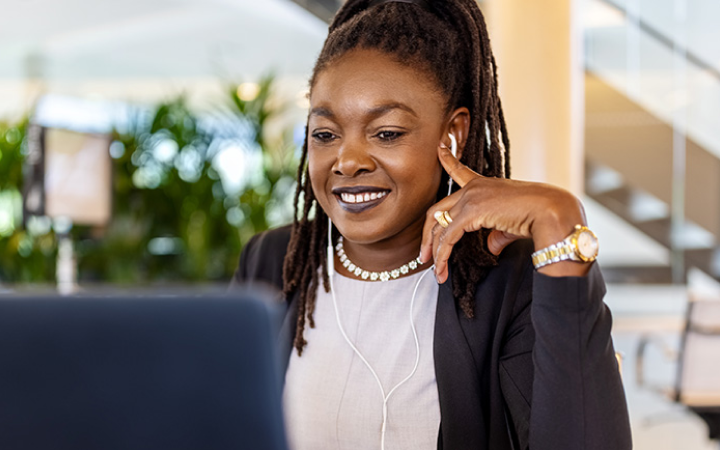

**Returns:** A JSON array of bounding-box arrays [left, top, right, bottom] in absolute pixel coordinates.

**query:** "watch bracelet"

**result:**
[[531, 237, 579, 269]]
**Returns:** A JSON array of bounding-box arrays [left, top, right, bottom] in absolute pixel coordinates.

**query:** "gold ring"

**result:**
[[434, 210, 452, 228]]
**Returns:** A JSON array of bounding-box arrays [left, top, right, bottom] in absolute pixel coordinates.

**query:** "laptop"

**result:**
[[0, 291, 289, 450]]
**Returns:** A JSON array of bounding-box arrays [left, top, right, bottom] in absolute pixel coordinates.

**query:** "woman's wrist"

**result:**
[[530, 194, 592, 277]]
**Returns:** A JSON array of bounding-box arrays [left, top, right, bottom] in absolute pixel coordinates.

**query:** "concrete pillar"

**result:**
[[483, 0, 585, 195]]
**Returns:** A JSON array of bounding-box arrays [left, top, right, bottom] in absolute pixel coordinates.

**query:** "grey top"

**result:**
[[283, 268, 440, 450]]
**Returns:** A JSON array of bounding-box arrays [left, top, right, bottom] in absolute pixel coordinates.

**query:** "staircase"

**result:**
[[584, 75, 720, 283], [584, 0, 720, 283]]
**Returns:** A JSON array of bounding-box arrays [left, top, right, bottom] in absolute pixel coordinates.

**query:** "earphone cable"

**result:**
[[327, 218, 434, 450]]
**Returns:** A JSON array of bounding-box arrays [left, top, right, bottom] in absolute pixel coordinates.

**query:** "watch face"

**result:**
[[577, 231, 599, 260]]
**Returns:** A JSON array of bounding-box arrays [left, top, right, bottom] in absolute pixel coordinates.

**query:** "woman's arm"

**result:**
[[497, 261, 631, 450], [420, 143, 596, 282], [419, 145, 631, 449], [529, 265, 631, 450]]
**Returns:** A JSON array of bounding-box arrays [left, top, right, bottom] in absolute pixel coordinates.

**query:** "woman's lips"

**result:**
[[332, 187, 390, 213], [339, 191, 388, 204]]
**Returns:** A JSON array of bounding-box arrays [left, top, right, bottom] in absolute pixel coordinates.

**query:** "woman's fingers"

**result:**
[[420, 191, 462, 264], [431, 216, 522, 283], [432, 202, 474, 283], [420, 164, 580, 282], [420, 145, 481, 264], [438, 144, 481, 188], [422, 150, 531, 282], [487, 229, 523, 256], [422, 178, 528, 282]]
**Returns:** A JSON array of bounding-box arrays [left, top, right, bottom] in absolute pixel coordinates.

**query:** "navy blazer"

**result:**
[[232, 225, 632, 450]]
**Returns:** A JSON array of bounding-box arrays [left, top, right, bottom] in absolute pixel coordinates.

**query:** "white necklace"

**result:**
[[334, 236, 424, 282]]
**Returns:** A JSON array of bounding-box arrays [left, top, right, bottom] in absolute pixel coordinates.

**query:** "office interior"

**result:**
[[1, 0, 719, 448]]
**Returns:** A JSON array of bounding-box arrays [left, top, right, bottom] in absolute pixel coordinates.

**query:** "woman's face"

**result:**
[[308, 48, 449, 246]]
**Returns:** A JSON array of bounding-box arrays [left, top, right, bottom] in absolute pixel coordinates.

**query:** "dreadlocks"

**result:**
[[283, 0, 511, 355]]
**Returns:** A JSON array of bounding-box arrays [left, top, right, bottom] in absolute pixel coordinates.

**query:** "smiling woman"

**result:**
[[308, 49, 445, 249], [231, 1, 632, 449]]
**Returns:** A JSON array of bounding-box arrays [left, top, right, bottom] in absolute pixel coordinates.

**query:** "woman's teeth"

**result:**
[[340, 191, 387, 204]]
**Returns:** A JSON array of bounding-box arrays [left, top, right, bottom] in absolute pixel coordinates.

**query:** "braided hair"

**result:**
[[283, 0, 511, 355]]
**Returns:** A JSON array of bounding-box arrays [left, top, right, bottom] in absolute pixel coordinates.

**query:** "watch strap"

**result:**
[[531, 237, 581, 269]]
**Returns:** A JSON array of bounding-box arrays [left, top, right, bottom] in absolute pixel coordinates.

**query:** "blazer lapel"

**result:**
[[434, 273, 487, 449]]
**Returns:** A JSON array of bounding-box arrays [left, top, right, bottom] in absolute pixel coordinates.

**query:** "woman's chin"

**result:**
[[331, 222, 389, 245]]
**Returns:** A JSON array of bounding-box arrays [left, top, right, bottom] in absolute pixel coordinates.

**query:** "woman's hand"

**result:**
[[419, 144, 590, 283]]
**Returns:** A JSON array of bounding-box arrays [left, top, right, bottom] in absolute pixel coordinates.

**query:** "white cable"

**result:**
[[327, 218, 434, 450]]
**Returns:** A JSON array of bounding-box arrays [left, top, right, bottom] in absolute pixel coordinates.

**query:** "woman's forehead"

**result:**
[[310, 49, 445, 118]]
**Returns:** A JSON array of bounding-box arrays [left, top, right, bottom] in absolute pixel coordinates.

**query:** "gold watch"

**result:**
[[531, 225, 599, 269]]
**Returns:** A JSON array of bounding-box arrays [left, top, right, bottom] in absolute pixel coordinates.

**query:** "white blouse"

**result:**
[[283, 268, 441, 450]]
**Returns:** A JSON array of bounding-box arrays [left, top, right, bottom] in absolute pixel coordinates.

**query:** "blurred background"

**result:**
[[0, 0, 719, 448]]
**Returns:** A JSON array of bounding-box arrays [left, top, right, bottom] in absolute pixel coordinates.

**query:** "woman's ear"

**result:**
[[443, 107, 470, 160]]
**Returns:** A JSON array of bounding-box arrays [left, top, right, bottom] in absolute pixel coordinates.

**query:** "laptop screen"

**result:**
[[0, 292, 289, 450]]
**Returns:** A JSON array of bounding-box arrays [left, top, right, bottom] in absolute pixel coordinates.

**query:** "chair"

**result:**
[[636, 291, 720, 447]]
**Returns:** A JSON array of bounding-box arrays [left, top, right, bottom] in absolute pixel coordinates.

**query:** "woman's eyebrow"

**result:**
[[310, 107, 334, 118], [367, 103, 417, 119], [309, 103, 417, 119]]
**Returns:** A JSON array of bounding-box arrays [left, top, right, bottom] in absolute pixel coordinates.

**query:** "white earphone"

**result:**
[[448, 132, 458, 158], [446, 133, 457, 197]]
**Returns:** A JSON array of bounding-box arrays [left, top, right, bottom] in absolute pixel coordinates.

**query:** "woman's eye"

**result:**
[[376, 131, 404, 141], [311, 132, 336, 143]]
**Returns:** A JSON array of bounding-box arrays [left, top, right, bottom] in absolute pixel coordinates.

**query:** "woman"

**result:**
[[232, 0, 632, 449]]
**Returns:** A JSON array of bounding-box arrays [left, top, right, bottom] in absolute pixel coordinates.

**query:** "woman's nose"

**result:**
[[332, 141, 376, 177]]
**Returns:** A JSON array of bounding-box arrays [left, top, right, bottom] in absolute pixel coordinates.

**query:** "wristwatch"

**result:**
[[531, 225, 599, 269]]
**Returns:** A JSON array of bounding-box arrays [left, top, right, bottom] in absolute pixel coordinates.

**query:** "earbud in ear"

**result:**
[[448, 133, 458, 158], [445, 134, 459, 197]]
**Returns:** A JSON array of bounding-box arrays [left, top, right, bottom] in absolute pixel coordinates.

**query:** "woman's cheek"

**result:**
[[307, 161, 330, 209]]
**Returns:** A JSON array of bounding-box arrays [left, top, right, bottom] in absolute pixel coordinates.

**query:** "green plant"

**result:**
[[0, 118, 58, 283], [0, 75, 297, 285]]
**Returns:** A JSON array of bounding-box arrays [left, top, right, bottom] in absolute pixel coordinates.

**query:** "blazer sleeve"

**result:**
[[229, 226, 292, 291], [501, 263, 632, 450], [229, 232, 260, 289]]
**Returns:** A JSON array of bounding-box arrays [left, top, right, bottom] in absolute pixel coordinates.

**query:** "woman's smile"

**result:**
[[332, 185, 390, 213], [308, 48, 447, 254]]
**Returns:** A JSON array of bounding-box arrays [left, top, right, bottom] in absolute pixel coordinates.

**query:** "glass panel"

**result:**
[[585, 0, 720, 159]]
